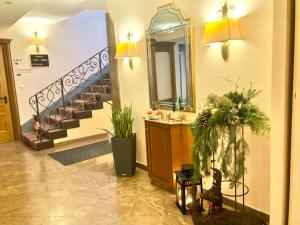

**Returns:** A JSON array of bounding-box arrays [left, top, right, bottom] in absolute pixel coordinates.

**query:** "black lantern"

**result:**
[[175, 165, 203, 215]]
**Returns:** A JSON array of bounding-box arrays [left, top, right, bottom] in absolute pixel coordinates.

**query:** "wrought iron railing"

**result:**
[[29, 47, 109, 132]]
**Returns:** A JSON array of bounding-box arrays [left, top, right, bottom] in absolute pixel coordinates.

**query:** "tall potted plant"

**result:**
[[105, 105, 136, 177]]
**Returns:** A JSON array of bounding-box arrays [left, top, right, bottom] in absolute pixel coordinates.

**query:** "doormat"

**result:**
[[49, 141, 112, 166]]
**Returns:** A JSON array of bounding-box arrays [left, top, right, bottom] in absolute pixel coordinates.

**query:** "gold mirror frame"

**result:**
[[145, 2, 195, 112]]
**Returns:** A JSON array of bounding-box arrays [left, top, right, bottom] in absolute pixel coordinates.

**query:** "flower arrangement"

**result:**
[[190, 86, 270, 186]]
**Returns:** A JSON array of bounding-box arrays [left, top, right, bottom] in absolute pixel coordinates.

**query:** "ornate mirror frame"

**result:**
[[146, 2, 195, 112]]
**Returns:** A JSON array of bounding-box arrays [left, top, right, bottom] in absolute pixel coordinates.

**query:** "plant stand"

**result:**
[[189, 87, 270, 225], [209, 126, 249, 213], [192, 208, 267, 225]]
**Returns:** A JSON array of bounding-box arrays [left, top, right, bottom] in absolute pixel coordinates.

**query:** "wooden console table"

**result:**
[[144, 119, 193, 191]]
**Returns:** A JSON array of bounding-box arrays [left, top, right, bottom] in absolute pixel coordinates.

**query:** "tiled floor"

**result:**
[[0, 140, 193, 225]]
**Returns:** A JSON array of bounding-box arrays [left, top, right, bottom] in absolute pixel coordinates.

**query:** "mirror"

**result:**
[[146, 3, 195, 111]]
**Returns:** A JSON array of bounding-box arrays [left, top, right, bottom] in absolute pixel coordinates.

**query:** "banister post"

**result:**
[[99, 51, 103, 82], [35, 94, 43, 141], [35, 94, 40, 123], [60, 78, 66, 118]]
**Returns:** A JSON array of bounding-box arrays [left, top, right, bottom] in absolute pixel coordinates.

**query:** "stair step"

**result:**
[[33, 139, 54, 151], [71, 100, 86, 110], [60, 119, 80, 129], [71, 100, 103, 111], [46, 128, 67, 140], [46, 115, 62, 127], [46, 115, 80, 129], [40, 123, 58, 132], [73, 110, 92, 119], [100, 78, 111, 86], [81, 93, 112, 102], [57, 107, 74, 119], [23, 132, 54, 151], [98, 93, 113, 102], [81, 93, 101, 102], [90, 85, 109, 93], [58, 106, 92, 120], [40, 124, 67, 140], [23, 131, 38, 147], [84, 101, 103, 110]]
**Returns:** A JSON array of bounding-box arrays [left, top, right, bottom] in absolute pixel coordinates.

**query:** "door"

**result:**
[[146, 122, 172, 186], [0, 44, 14, 143]]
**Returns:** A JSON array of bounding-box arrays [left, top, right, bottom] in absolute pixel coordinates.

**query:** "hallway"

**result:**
[[0, 140, 192, 225]]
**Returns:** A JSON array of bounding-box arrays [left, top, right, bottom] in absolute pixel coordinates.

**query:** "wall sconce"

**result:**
[[115, 32, 138, 70], [202, 3, 241, 61], [31, 31, 43, 54]]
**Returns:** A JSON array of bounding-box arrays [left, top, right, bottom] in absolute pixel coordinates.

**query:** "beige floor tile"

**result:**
[[0, 141, 192, 225]]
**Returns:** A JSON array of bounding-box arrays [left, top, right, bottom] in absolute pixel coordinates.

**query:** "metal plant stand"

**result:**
[[208, 126, 249, 213], [192, 127, 267, 225]]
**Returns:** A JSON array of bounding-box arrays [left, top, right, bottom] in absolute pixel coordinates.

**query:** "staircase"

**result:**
[[23, 47, 112, 151]]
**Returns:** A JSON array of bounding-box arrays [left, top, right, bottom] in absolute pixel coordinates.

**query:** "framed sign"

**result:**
[[30, 54, 49, 67]]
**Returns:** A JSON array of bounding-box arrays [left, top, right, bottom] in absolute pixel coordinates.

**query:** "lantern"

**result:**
[[175, 165, 203, 215]]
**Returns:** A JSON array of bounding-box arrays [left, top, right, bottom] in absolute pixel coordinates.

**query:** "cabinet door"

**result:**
[[147, 124, 172, 185]]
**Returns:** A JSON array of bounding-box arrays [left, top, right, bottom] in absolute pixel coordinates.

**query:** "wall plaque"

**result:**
[[30, 54, 49, 67]]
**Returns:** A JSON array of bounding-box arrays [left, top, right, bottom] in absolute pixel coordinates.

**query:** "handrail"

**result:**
[[29, 47, 109, 131]]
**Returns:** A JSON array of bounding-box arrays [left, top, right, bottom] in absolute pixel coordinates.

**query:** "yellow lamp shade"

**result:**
[[115, 42, 137, 58], [32, 32, 43, 46], [202, 18, 241, 44]]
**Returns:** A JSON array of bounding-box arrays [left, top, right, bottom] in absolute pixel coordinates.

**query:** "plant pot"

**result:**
[[111, 133, 136, 177]]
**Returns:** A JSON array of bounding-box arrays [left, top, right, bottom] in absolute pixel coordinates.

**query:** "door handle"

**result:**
[[0, 96, 7, 104]]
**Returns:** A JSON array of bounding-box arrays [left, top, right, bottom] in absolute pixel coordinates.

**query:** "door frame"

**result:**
[[0, 39, 21, 140]]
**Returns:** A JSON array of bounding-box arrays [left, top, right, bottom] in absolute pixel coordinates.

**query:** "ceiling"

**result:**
[[0, 0, 42, 30], [0, 0, 107, 29], [21, 0, 107, 24]]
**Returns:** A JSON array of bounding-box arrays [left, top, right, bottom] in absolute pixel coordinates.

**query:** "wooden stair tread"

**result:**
[[23, 131, 54, 150], [72, 99, 88, 103], [23, 131, 38, 141], [40, 123, 58, 131], [48, 115, 78, 122]]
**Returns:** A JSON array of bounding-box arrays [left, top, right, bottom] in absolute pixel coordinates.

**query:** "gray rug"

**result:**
[[49, 141, 112, 166]]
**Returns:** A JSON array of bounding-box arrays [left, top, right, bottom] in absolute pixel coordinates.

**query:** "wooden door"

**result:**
[[146, 123, 172, 186], [0, 45, 14, 143]]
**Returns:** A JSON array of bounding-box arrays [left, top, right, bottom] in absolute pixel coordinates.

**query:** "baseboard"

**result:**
[[222, 197, 269, 224], [54, 133, 108, 148], [136, 162, 148, 171]]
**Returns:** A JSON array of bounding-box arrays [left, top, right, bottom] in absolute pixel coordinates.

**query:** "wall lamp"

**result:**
[[31, 31, 43, 54], [202, 3, 241, 61], [115, 32, 138, 70]]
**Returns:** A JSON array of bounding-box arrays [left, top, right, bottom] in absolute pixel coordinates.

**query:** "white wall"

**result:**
[[106, 0, 272, 214], [0, 9, 108, 125]]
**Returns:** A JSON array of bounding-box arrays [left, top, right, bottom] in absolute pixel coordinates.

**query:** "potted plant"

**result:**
[[190, 84, 270, 185], [104, 105, 136, 177]]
